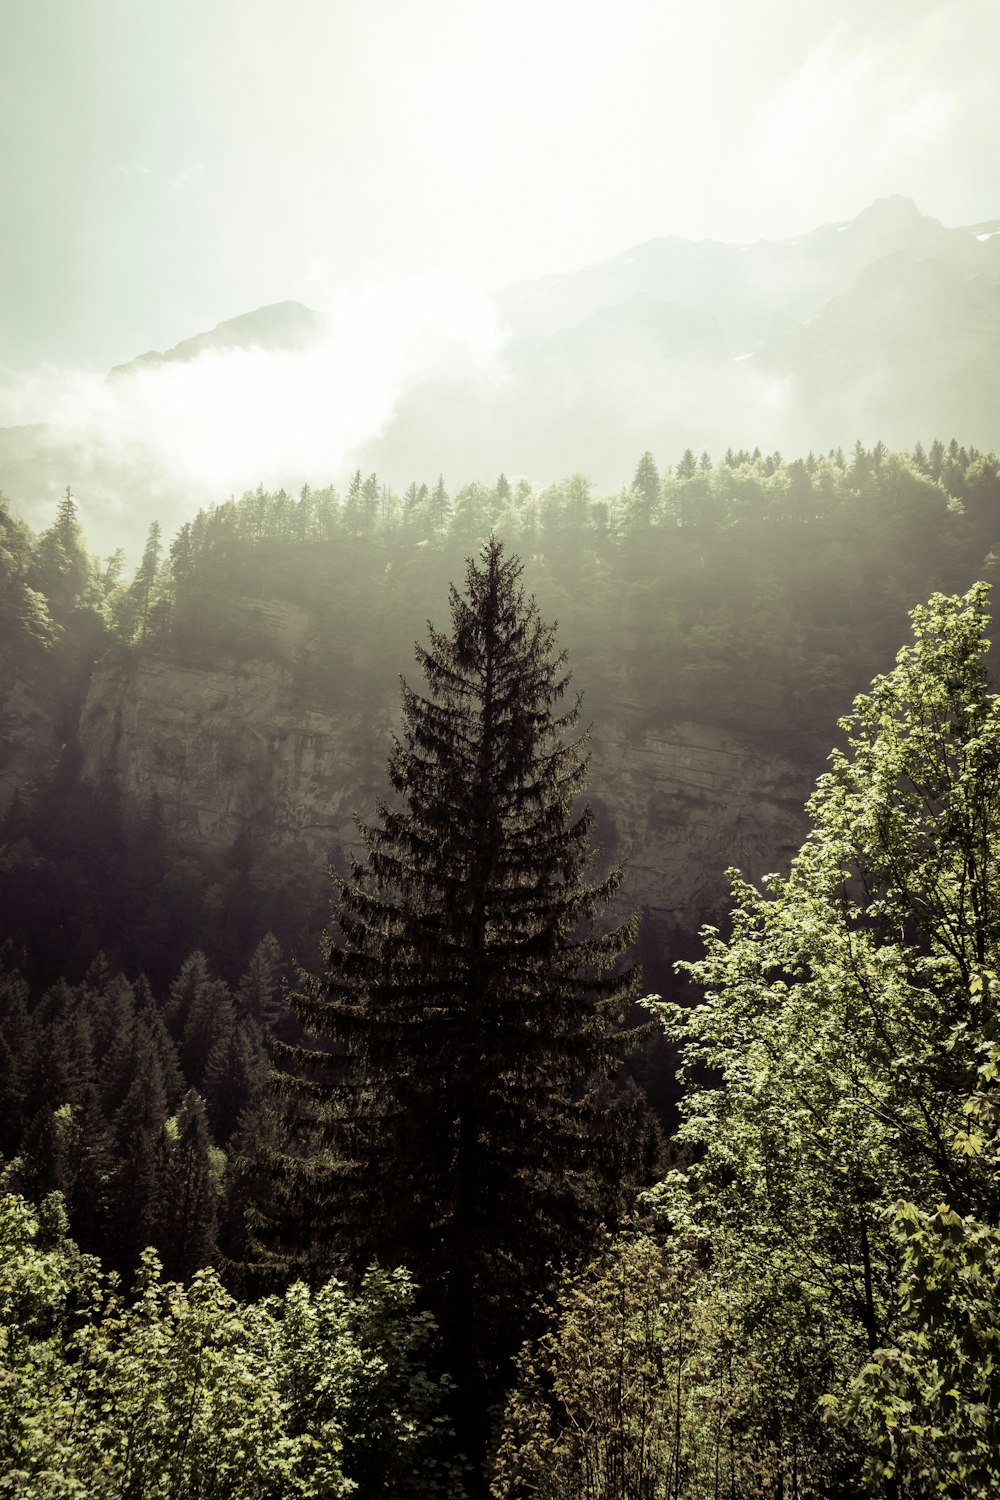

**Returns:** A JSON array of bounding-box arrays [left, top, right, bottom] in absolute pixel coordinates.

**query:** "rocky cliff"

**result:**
[[74, 595, 815, 949], [0, 659, 65, 812]]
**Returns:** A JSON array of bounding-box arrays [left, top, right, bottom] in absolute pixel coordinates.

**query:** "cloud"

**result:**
[[115, 163, 151, 179], [0, 273, 507, 556]]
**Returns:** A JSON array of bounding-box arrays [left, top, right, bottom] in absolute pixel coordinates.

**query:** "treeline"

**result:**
[[8, 436, 1000, 744], [108, 437, 1000, 742]]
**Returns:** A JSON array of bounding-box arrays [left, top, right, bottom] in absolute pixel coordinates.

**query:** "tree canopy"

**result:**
[[635, 583, 1000, 1492]]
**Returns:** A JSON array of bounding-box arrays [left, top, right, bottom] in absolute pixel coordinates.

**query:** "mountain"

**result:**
[[2, 197, 999, 557], [752, 252, 1000, 451], [362, 196, 1000, 481], [106, 301, 327, 380], [497, 195, 1000, 345], [0, 301, 331, 561]]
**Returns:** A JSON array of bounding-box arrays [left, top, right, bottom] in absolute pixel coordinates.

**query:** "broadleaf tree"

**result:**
[[260, 536, 645, 1470], [645, 583, 1000, 1493]]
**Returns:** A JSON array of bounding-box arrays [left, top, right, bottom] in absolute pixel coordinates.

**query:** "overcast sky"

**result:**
[[3, 0, 998, 372]]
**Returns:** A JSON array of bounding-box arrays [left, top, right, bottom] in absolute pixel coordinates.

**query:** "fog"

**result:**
[[0, 274, 507, 557], [2, 2, 999, 567], [4, 2, 999, 373], [5, 191, 1000, 564]]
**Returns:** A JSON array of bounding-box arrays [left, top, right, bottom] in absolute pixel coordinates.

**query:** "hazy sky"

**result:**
[[2, 0, 998, 371]]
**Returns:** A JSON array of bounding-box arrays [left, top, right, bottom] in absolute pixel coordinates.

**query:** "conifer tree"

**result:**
[[133, 518, 163, 639], [0, 970, 35, 1157], [157, 1088, 220, 1280], [28, 485, 95, 617], [428, 472, 450, 532], [105, 1039, 169, 1274], [236, 932, 286, 1031], [262, 537, 643, 1466]]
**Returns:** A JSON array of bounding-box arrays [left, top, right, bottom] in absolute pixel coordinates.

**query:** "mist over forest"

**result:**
[[5, 196, 1000, 561], [4, 1, 1000, 1486]]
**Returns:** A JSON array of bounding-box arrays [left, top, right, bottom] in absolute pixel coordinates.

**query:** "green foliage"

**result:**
[[0, 495, 56, 656], [643, 583, 1000, 1490], [492, 1231, 705, 1500], [0, 1191, 456, 1498], [848, 1195, 1000, 1498], [846, 1035, 1000, 1495], [493, 1215, 863, 1499], [26, 487, 102, 624]]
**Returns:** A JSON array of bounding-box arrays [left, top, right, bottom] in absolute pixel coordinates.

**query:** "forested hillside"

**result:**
[[3, 438, 999, 988], [2, 437, 1000, 1495]]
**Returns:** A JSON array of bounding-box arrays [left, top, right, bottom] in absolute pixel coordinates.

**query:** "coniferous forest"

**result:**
[[3, 439, 1000, 1496]]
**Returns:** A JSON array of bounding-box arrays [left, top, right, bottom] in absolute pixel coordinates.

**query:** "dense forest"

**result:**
[[2, 438, 1000, 1495]]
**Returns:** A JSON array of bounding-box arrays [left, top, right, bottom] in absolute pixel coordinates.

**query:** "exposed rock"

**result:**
[[590, 713, 810, 930], [0, 661, 65, 812], [75, 601, 814, 944]]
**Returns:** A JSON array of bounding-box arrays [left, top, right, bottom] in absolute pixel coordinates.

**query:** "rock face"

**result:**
[[78, 613, 390, 869], [0, 659, 65, 812], [590, 714, 811, 931], [75, 600, 815, 944]]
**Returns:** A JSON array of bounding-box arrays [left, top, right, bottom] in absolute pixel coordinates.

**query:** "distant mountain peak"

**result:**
[[847, 194, 933, 231], [108, 301, 325, 381]]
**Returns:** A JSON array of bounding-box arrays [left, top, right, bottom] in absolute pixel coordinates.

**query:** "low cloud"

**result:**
[[0, 272, 508, 557]]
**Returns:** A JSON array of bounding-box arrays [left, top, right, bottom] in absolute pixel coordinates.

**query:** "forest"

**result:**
[[2, 437, 1000, 1497]]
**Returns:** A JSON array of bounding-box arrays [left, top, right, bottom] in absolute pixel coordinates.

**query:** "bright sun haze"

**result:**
[[1, 0, 996, 371]]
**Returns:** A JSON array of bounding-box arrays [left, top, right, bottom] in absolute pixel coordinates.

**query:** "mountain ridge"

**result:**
[[107, 300, 327, 381], [3, 195, 998, 558]]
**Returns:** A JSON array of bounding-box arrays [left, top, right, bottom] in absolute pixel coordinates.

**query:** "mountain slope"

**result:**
[[107, 301, 327, 379], [2, 197, 999, 558]]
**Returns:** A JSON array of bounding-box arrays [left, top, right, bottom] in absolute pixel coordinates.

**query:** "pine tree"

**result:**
[[203, 1019, 265, 1145], [166, 950, 234, 1085], [632, 450, 662, 521], [263, 537, 643, 1467], [428, 472, 449, 530], [156, 1088, 220, 1280], [133, 519, 163, 640], [236, 932, 286, 1032], [105, 1038, 169, 1274], [28, 484, 95, 618], [0, 968, 36, 1158]]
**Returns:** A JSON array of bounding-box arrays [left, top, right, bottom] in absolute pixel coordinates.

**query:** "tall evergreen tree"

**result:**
[[28, 484, 95, 618], [237, 932, 286, 1032], [262, 537, 643, 1471], [134, 519, 163, 639], [156, 1088, 220, 1280], [428, 472, 450, 533]]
